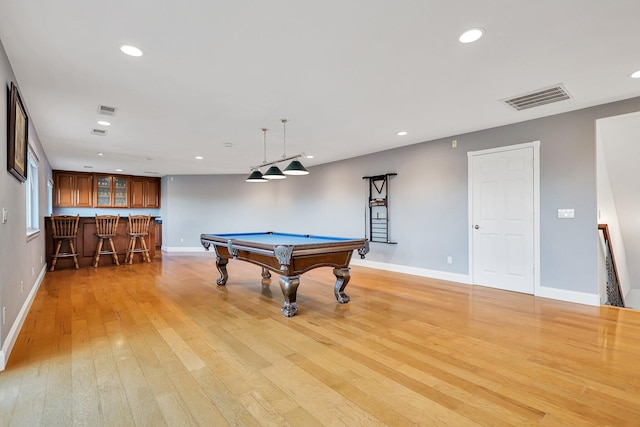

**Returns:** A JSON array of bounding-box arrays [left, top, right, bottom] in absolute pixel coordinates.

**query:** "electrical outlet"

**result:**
[[447, 256, 453, 264], [180, 238, 184, 243], [452, 139, 457, 148], [2, 208, 7, 223], [20, 280, 24, 293], [2, 307, 5, 325]]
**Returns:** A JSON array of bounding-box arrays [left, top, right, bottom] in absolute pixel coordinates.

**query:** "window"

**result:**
[[26, 147, 39, 235], [47, 178, 53, 216]]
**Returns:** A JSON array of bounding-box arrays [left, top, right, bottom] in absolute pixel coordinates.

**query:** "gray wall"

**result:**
[[162, 96, 640, 295], [0, 39, 51, 355]]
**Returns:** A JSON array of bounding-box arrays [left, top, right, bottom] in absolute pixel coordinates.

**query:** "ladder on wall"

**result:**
[[363, 173, 397, 244]]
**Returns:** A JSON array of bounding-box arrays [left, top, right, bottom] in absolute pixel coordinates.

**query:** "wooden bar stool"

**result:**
[[93, 214, 120, 267], [125, 215, 152, 264], [50, 214, 80, 271]]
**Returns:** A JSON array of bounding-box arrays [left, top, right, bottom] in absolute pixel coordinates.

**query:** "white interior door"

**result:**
[[469, 143, 537, 294]]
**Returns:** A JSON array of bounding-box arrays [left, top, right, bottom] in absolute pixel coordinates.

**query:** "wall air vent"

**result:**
[[91, 128, 107, 136], [97, 104, 117, 116], [503, 85, 571, 111]]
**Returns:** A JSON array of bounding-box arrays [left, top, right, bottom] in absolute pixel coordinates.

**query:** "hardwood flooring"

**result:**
[[1, 253, 639, 426]]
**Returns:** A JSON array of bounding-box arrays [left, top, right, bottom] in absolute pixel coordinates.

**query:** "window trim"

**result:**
[[26, 145, 40, 236]]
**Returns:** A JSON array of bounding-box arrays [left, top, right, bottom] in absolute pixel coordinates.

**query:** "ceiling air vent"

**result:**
[[91, 128, 107, 136], [97, 104, 117, 116], [503, 85, 571, 111]]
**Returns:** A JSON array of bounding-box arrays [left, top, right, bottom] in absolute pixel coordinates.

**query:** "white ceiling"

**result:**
[[1, 0, 640, 177]]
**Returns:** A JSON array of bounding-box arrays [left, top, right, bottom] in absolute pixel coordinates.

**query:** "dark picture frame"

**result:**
[[7, 82, 28, 182]]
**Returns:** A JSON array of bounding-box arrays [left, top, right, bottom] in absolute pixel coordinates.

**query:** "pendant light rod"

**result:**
[[250, 153, 304, 171], [281, 118, 287, 158], [262, 128, 268, 164]]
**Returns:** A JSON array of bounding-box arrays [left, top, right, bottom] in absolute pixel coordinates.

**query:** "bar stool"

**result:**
[[50, 214, 80, 271], [93, 214, 120, 267], [125, 215, 152, 264]]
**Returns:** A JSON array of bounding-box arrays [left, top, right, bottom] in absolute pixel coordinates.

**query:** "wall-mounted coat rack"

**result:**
[[363, 173, 397, 244]]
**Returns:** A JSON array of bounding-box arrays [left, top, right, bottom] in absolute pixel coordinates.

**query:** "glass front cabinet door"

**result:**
[[95, 175, 129, 207], [113, 177, 128, 206]]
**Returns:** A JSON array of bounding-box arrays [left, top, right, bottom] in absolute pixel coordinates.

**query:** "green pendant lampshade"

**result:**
[[263, 165, 286, 179], [283, 160, 309, 175], [246, 170, 268, 182]]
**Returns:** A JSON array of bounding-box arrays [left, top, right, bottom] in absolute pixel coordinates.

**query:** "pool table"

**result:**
[[200, 232, 369, 317]]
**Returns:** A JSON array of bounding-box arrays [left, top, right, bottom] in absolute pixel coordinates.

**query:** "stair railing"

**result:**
[[598, 224, 625, 307]]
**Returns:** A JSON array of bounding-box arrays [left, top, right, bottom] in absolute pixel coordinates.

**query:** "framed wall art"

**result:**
[[7, 81, 28, 182]]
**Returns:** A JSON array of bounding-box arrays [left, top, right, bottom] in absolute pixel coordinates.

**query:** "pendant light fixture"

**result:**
[[245, 128, 269, 182], [281, 119, 309, 175], [283, 159, 309, 175], [245, 119, 309, 182], [246, 170, 267, 182], [263, 165, 286, 179]]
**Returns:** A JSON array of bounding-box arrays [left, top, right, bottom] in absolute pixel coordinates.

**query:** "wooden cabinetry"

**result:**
[[54, 172, 93, 207], [155, 222, 162, 249], [130, 177, 161, 208], [53, 170, 160, 209], [95, 175, 129, 207]]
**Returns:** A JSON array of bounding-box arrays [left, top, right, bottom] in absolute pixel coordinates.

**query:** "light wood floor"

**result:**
[[1, 254, 639, 426]]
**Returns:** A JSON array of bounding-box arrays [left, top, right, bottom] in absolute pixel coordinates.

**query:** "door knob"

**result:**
[[474, 225, 480, 229]]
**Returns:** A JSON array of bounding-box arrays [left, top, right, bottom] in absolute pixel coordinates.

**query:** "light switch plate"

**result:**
[[558, 209, 575, 219]]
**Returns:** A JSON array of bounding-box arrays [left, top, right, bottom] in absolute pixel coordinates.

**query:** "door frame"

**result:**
[[467, 141, 541, 295]]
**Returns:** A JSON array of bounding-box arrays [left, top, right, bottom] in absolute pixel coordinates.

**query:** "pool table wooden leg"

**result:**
[[279, 275, 300, 317], [261, 267, 272, 284], [333, 267, 351, 304], [216, 257, 229, 285]]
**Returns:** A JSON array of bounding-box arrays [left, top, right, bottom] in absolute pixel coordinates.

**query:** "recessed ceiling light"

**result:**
[[224, 142, 233, 148], [459, 28, 484, 44], [120, 45, 143, 57], [97, 120, 111, 126], [83, 165, 93, 169], [631, 70, 640, 79], [97, 152, 104, 156], [305, 154, 314, 159], [115, 168, 123, 172], [195, 156, 204, 160], [397, 131, 408, 136]]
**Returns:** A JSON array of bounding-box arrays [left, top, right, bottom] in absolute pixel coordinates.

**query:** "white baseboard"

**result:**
[[352, 259, 601, 307], [0, 264, 47, 371], [535, 285, 600, 306], [350, 258, 472, 284], [159, 250, 602, 307]]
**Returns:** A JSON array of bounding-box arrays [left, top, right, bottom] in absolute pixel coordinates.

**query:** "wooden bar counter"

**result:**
[[45, 216, 157, 269]]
